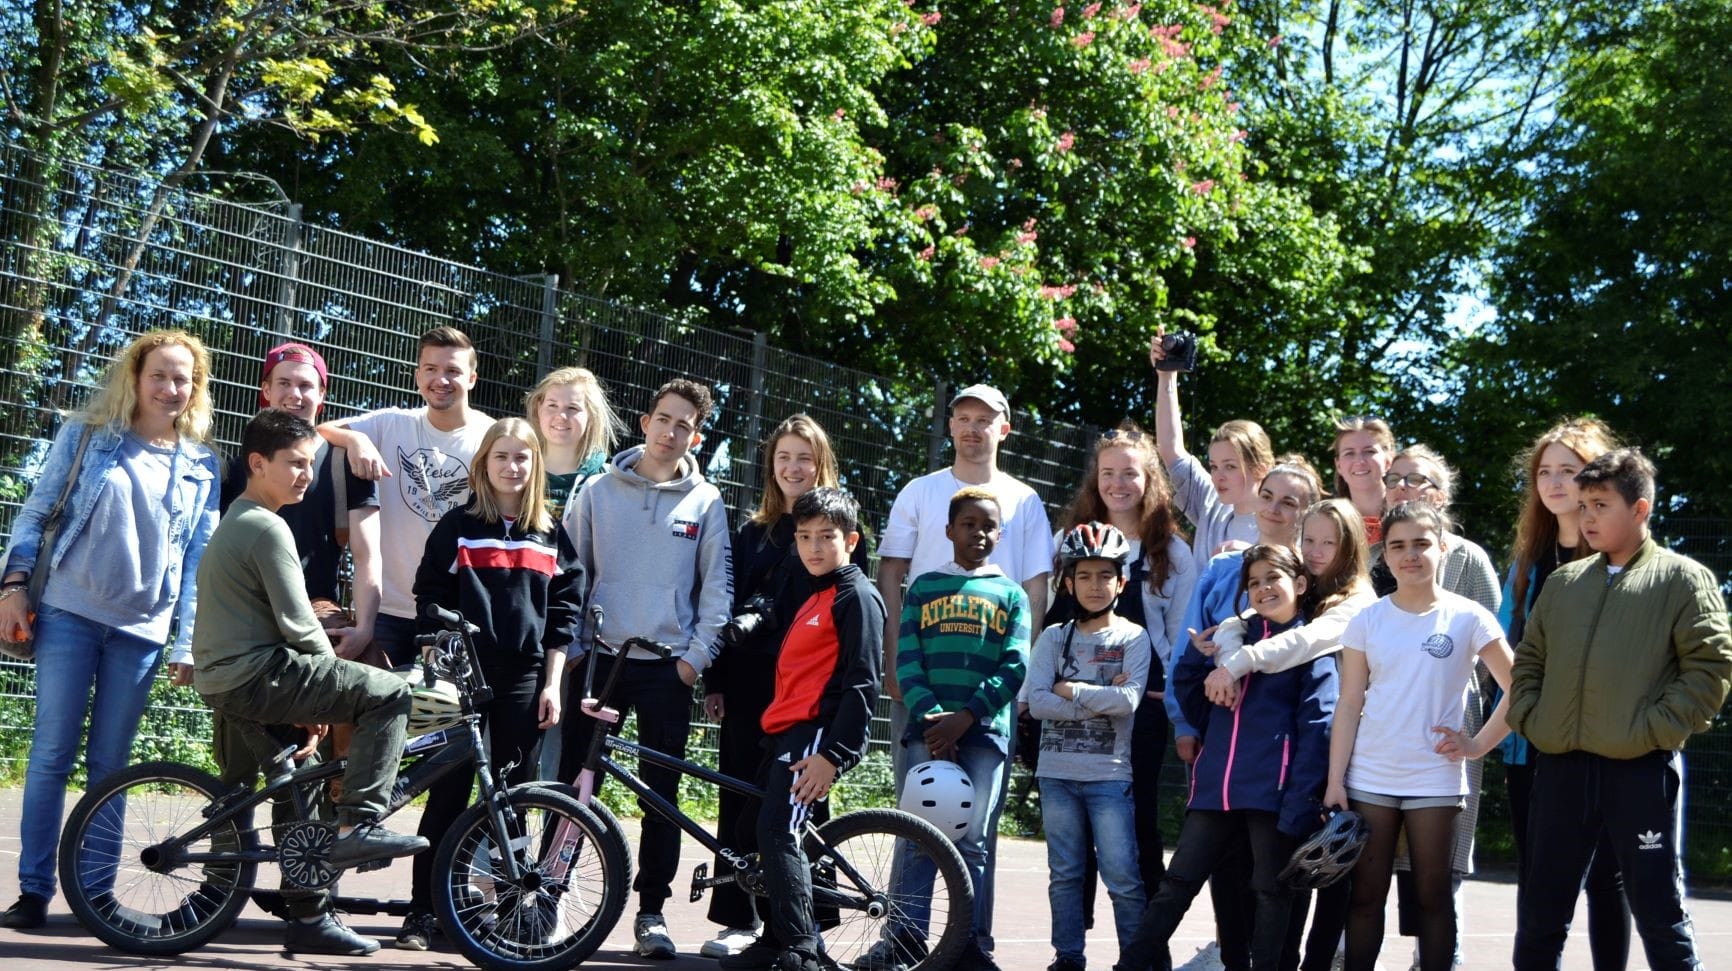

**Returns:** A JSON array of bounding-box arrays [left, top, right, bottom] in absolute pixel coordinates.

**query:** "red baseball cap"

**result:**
[[259, 342, 329, 407]]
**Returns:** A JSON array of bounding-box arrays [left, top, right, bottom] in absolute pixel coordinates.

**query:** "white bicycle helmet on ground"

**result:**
[[899, 760, 976, 841]]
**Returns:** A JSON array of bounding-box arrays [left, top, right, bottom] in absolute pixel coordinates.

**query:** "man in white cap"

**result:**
[[868, 383, 1053, 969]]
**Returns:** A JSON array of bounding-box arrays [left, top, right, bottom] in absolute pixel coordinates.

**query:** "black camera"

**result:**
[[719, 594, 777, 650], [1156, 331, 1198, 373]]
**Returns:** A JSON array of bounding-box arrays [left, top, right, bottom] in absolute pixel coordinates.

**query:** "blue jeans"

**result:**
[[373, 611, 419, 668], [1041, 777, 1146, 963], [18, 604, 164, 898], [891, 733, 1006, 940]]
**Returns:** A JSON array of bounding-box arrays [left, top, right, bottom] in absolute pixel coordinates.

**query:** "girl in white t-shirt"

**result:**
[[1324, 501, 1515, 971]]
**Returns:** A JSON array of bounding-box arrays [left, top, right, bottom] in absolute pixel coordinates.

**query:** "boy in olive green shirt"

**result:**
[[192, 411, 424, 889]]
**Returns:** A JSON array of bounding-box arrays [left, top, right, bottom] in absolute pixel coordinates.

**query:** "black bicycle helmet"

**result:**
[[1058, 521, 1133, 572], [1279, 809, 1370, 889]]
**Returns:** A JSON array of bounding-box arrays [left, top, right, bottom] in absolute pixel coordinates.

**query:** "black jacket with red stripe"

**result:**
[[414, 503, 585, 678], [761, 563, 884, 774]]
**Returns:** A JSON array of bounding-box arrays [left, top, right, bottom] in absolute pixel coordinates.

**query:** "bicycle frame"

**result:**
[[151, 625, 523, 885]]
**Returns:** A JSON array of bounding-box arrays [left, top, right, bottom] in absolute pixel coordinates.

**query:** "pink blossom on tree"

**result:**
[[1190, 179, 1215, 195], [1229, 128, 1247, 142], [1082, 2, 1102, 17], [1074, 30, 1095, 47], [1055, 131, 1076, 152], [918, 245, 936, 260], [1182, 235, 1197, 249], [1267, 33, 1282, 47], [891, 21, 907, 35], [1054, 316, 1079, 333], [1128, 57, 1152, 74], [876, 176, 899, 193], [921, 11, 941, 25], [914, 204, 938, 221], [833, 108, 846, 120], [953, 224, 970, 236], [1200, 65, 1222, 89], [979, 256, 1001, 269], [1057, 336, 1077, 353], [1122, 2, 1142, 18], [1051, 6, 1065, 27], [1022, 217, 1039, 231], [1009, 157, 1023, 169], [1017, 230, 1038, 243]]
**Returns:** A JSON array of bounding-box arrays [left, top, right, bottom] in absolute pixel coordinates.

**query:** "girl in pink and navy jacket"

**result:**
[[1114, 544, 1337, 971]]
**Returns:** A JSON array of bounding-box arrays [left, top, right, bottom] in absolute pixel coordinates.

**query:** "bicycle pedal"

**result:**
[[356, 858, 392, 873], [689, 862, 708, 902]]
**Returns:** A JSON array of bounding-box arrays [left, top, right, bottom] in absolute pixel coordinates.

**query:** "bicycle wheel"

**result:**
[[434, 784, 628, 971], [807, 808, 972, 971], [57, 761, 260, 955]]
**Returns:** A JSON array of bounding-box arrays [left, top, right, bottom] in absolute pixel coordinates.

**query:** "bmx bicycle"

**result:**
[[55, 605, 621, 971], [545, 617, 974, 970]]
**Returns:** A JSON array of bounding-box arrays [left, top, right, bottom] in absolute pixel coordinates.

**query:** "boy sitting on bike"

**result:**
[[722, 487, 885, 971], [191, 412, 428, 915]]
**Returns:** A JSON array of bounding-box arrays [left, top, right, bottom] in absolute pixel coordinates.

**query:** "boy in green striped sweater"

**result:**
[[872, 486, 1031, 971]]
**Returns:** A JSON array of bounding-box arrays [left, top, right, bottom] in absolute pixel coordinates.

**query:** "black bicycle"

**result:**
[[54, 606, 625, 971], [549, 618, 973, 970]]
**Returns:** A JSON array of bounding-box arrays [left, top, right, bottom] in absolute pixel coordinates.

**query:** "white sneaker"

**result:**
[[633, 912, 676, 959], [701, 926, 760, 958], [1175, 941, 1227, 971]]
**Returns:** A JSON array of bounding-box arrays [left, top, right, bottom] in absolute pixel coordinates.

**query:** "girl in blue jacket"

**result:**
[[1115, 544, 1338, 971]]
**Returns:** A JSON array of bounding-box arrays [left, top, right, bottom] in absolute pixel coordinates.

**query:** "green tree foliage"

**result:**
[[216, 0, 1353, 426], [1461, 0, 1732, 526], [1207, 0, 1583, 489]]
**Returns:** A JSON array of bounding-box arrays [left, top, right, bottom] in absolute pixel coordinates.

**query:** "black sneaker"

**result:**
[[396, 910, 437, 951], [328, 822, 429, 870], [1048, 957, 1088, 971], [285, 913, 382, 955], [775, 949, 825, 971], [0, 893, 46, 929], [954, 936, 1003, 971], [719, 938, 784, 971]]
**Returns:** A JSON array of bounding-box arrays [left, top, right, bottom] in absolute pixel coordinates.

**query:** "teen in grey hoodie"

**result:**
[[555, 378, 733, 960]]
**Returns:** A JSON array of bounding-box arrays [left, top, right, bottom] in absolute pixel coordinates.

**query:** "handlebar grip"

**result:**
[[413, 634, 438, 648], [423, 603, 464, 629], [622, 636, 677, 660], [421, 657, 437, 689]]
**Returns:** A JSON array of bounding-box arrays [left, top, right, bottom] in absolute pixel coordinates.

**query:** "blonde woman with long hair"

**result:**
[[526, 366, 625, 521], [0, 329, 222, 930], [399, 416, 585, 946]]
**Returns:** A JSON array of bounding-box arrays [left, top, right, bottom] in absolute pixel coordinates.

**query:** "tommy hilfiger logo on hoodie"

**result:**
[[1638, 830, 1664, 851], [671, 519, 700, 540]]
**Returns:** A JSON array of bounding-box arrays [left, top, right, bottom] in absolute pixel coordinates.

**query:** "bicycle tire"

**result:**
[[806, 807, 973, 971], [518, 781, 636, 896], [57, 761, 260, 955], [433, 784, 628, 971]]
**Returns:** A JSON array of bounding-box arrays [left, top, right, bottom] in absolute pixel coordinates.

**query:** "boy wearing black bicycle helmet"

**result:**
[[722, 487, 883, 971], [1026, 522, 1151, 971]]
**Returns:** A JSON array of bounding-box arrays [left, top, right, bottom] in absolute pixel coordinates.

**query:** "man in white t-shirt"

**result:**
[[317, 326, 493, 675], [874, 383, 1053, 963]]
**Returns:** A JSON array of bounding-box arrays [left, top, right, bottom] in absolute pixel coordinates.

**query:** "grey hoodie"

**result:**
[[564, 444, 733, 671]]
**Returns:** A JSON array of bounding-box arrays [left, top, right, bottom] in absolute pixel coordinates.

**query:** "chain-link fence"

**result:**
[[1, 140, 1728, 881], [0, 140, 1102, 812]]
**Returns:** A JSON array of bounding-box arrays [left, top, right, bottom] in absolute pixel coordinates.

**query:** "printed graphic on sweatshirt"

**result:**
[[1040, 642, 1125, 757], [671, 518, 701, 541], [398, 446, 472, 523], [917, 593, 1012, 637]]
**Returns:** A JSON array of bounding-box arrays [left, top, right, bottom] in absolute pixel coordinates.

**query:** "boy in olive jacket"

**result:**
[[1509, 449, 1732, 971]]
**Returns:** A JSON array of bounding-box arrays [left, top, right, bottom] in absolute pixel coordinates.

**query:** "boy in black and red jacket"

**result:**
[[722, 487, 884, 971]]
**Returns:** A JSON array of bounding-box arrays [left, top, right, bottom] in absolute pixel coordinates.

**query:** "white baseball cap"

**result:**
[[949, 384, 1009, 416]]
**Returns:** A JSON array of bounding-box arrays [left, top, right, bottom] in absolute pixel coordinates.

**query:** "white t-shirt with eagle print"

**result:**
[[1339, 590, 1505, 798], [346, 405, 492, 620]]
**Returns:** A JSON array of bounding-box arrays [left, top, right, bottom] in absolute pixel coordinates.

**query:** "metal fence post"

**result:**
[[741, 331, 769, 498], [927, 376, 949, 472], [273, 203, 303, 338], [537, 273, 559, 376]]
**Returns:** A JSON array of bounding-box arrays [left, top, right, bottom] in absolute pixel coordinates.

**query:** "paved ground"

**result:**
[[2, 788, 1729, 969]]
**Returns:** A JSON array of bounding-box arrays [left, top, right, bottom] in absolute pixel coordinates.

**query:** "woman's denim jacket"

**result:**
[[1, 419, 221, 665]]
